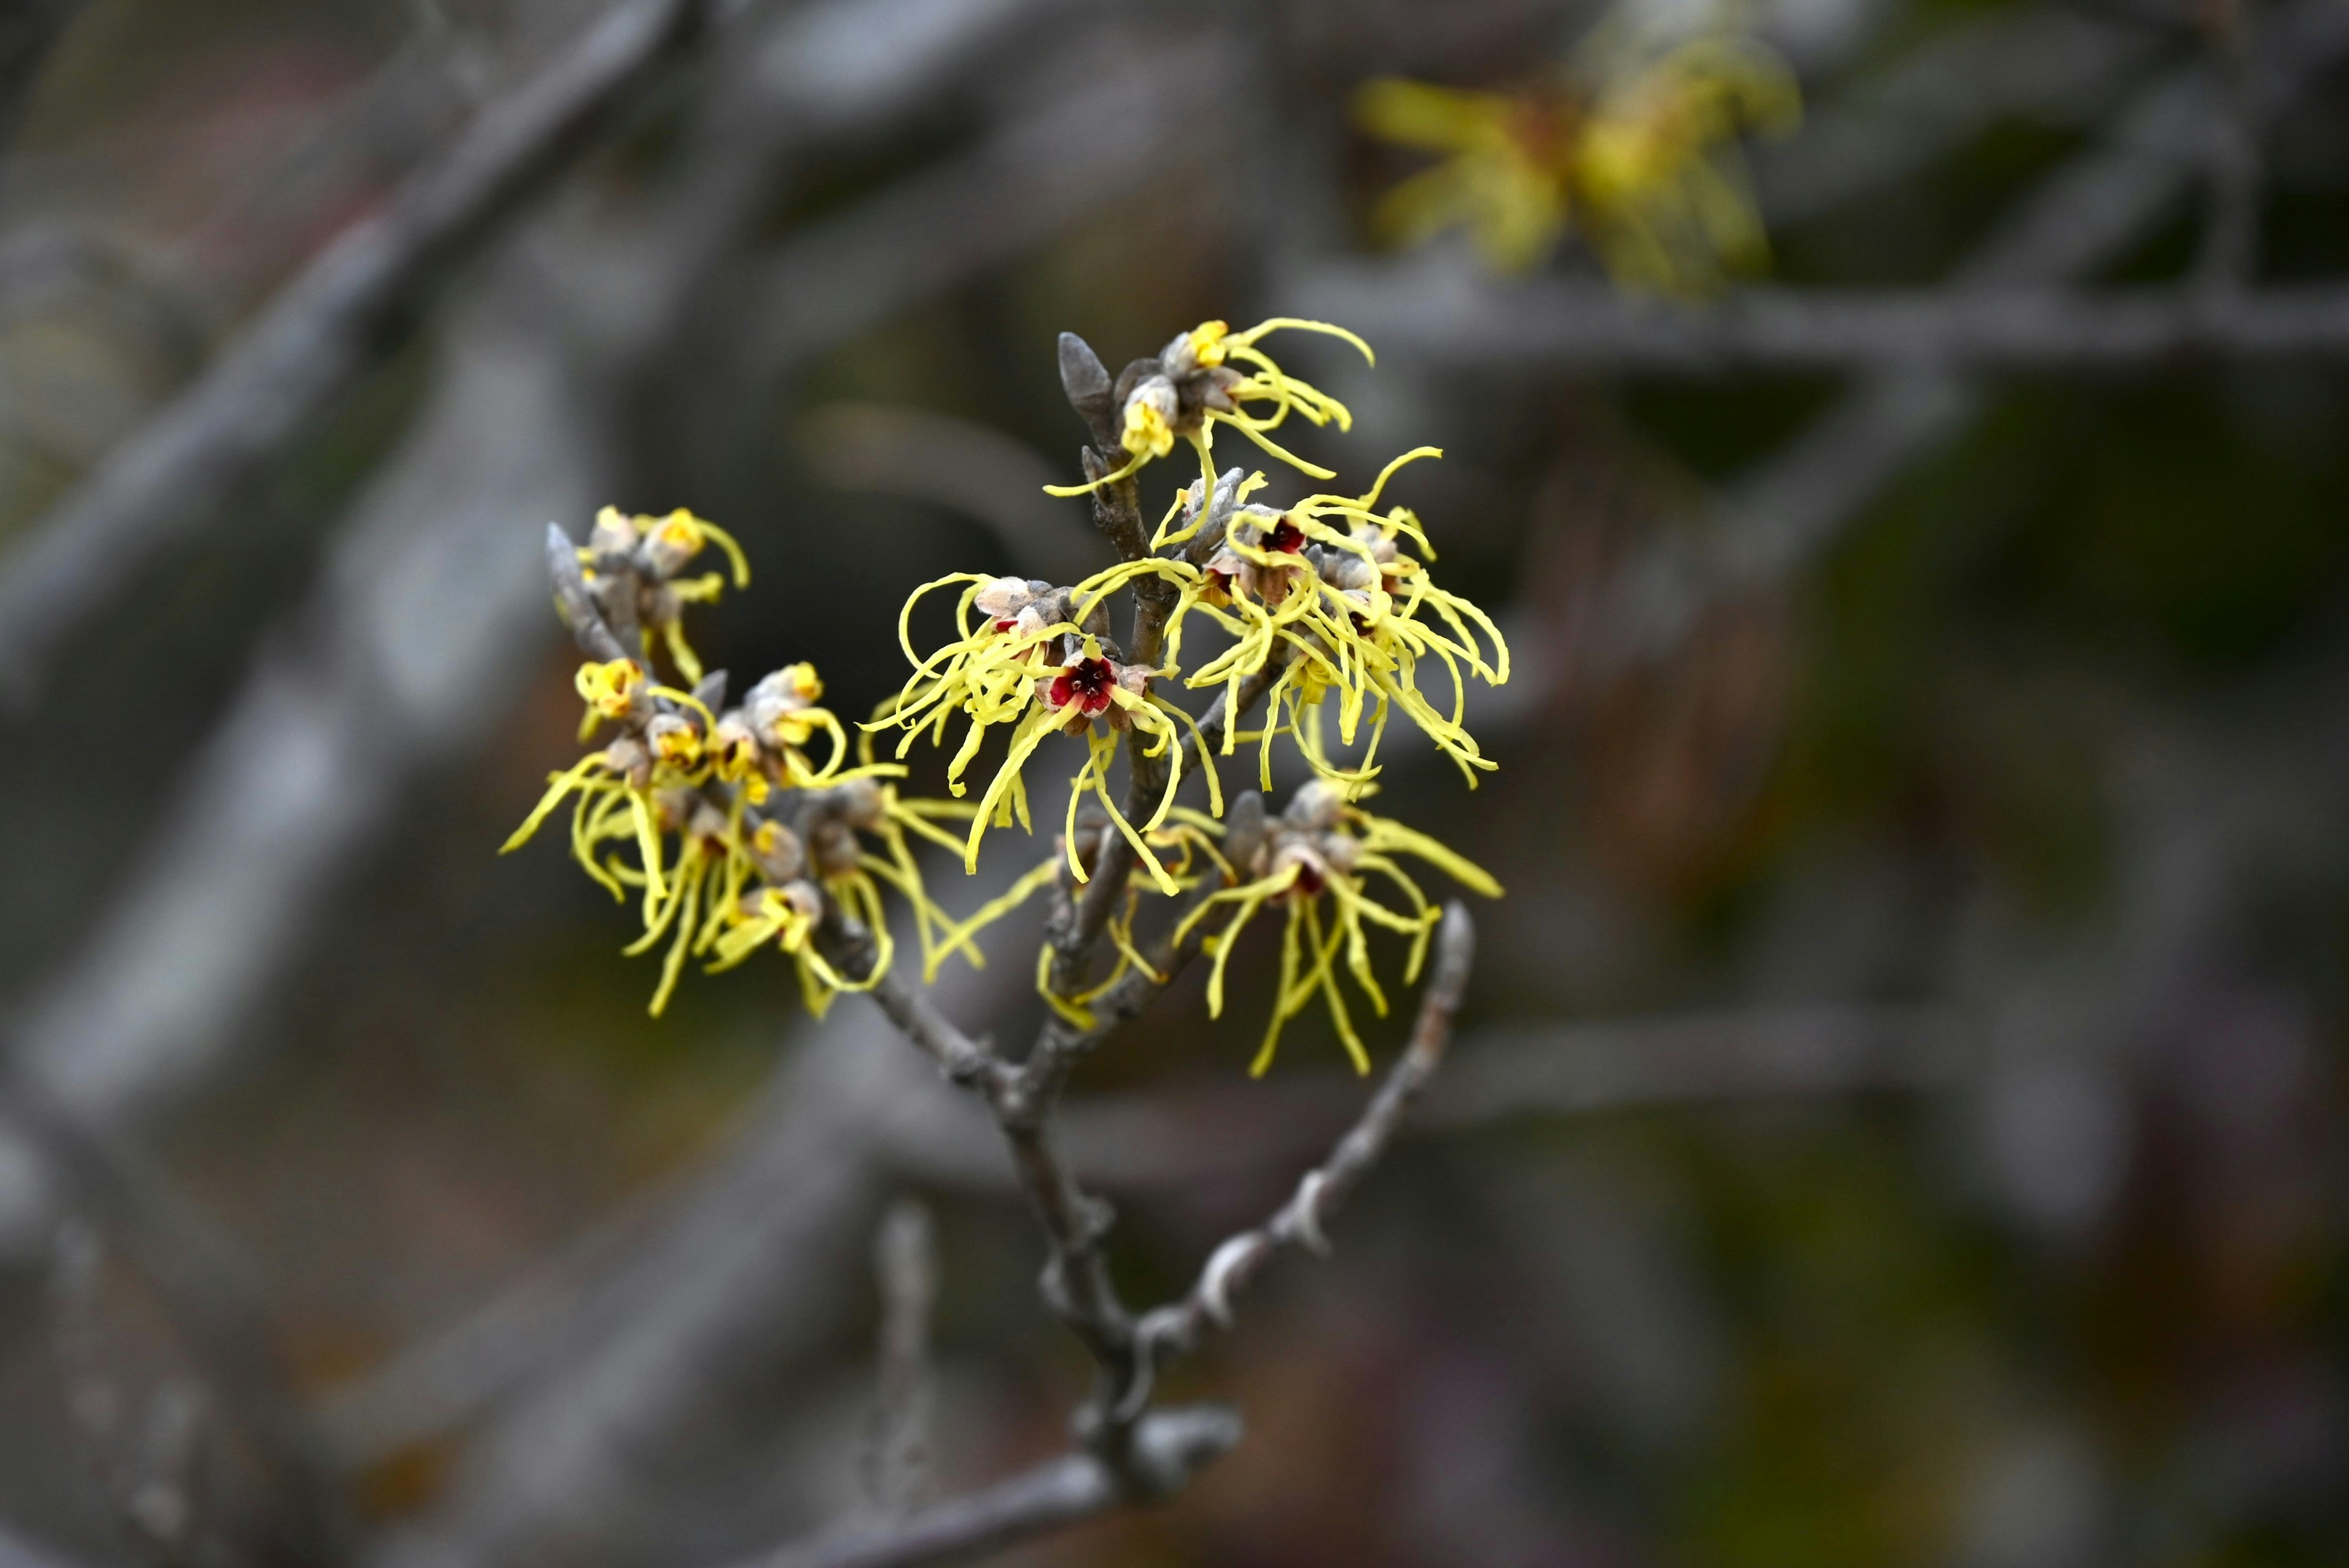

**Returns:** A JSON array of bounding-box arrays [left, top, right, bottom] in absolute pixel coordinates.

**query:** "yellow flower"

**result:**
[[576, 658, 645, 726], [1169, 448, 1510, 790], [1174, 783, 1499, 1074], [1355, 78, 1579, 273], [933, 808, 1231, 1025], [710, 664, 853, 801], [868, 563, 1213, 893], [1045, 318, 1374, 501], [705, 880, 854, 1017], [578, 507, 751, 685], [1355, 18, 1797, 292], [509, 663, 719, 911]]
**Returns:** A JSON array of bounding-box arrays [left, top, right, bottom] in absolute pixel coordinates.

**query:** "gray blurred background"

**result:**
[[0, 0, 2345, 1565]]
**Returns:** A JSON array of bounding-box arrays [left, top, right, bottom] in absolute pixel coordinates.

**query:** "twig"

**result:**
[[0, 0, 736, 696], [748, 1407, 1241, 1568], [832, 921, 997, 1088], [1132, 904, 1475, 1362], [774, 907, 1479, 1568], [862, 1202, 937, 1520]]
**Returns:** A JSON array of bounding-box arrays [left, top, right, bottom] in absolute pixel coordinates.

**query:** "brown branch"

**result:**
[[829, 918, 999, 1088], [1130, 903, 1475, 1367], [794, 907, 1478, 1568], [0, 0, 735, 696]]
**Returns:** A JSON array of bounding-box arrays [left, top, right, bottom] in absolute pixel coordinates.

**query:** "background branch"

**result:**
[[1291, 280, 2349, 373], [0, 0, 734, 694]]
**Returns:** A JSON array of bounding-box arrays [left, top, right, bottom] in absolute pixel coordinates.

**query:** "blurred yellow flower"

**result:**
[[1356, 22, 1797, 292]]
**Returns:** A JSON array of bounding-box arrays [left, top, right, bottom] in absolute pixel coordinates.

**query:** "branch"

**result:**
[[762, 909, 1477, 1568], [1503, 0, 2349, 683], [0, 0, 78, 162], [1132, 904, 1474, 1363], [831, 918, 998, 1087], [1294, 278, 2349, 374], [1751, 8, 2155, 227], [748, 1407, 1241, 1568], [862, 1200, 937, 1519], [2193, 0, 2262, 292], [0, 0, 733, 696], [870, 1004, 1968, 1192]]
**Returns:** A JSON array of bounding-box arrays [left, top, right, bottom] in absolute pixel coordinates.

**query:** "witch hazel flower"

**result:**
[[1045, 318, 1373, 502]]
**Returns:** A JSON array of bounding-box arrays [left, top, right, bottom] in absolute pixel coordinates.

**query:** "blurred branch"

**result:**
[[798, 405, 1099, 583], [1554, 0, 2349, 680], [1753, 7, 2158, 225], [1291, 278, 2349, 372], [9, 295, 607, 1127], [17, 1098, 344, 1567], [0, 0, 76, 163], [746, 33, 1231, 374], [2191, 0, 2261, 291], [0, 0, 738, 696], [747, 1407, 1241, 1568], [874, 1004, 1969, 1192], [861, 1201, 935, 1520], [0, 1520, 87, 1568], [314, 987, 973, 1470]]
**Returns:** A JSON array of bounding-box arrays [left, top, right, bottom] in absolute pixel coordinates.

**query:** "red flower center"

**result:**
[[1292, 860, 1326, 896], [1047, 658, 1117, 716], [1267, 519, 1305, 552]]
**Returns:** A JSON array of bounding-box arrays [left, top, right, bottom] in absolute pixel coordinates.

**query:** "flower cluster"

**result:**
[[1167, 448, 1509, 789], [869, 314, 1506, 1063], [573, 505, 750, 683], [1177, 782, 1499, 1073], [867, 565, 1214, 894], [505, 314, 1507, 1072], [1353, 10, 1797, 290], [503, 525, 970, 1017], [1044, 318, 1373, 500]]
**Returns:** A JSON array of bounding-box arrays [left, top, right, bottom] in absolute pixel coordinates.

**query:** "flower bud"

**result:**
[[1285, 779, 1346, 834], [646, 712, 702, 769], [749, 818, 805, 882], [642, 508, 714, 578], [576, 658, 644, 721]]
